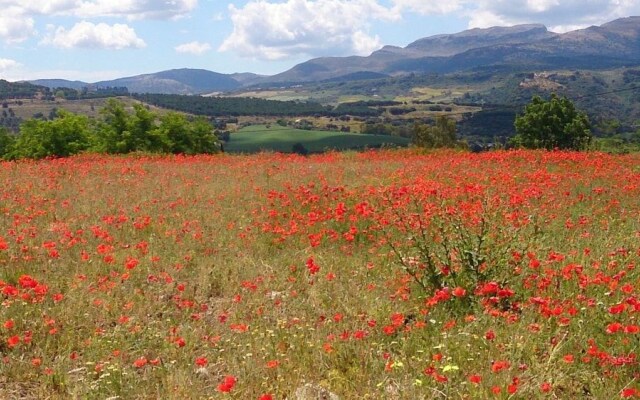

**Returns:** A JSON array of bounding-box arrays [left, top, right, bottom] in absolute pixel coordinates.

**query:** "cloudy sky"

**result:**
[[0, 0, 639, 82]]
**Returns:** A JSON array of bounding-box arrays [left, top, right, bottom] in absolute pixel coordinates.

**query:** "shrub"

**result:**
[[8, 110, 90, 159], [381, 190, 540, 312]]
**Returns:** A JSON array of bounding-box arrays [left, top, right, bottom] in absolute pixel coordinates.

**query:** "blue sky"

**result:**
[[0, 0, 639, 82]]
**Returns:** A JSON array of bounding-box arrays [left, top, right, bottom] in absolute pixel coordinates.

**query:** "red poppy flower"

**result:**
[[217, 375, 237, 392]]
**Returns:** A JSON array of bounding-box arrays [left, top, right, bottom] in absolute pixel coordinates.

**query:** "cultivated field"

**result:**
[[1, 150, 640, 399], [226, 125, 410, 153]]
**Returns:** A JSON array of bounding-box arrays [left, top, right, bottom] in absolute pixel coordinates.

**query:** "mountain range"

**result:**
[[29, 16, 640, 95]]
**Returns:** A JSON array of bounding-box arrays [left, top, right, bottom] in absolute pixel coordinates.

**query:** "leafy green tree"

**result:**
[[93, 99, 131, 153], [156, 113, 219, 155], [9, 110, 90, 159], [513, 94, 592, 150], [157, 112, 192, 154], [0, 127, 15, 159], [188, 117, 220, 154], [128, 103, 167, 152], [412, 116, 459, 148], [94, 100, 167, 153]]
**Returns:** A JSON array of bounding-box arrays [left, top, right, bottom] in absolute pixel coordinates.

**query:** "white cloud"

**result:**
[[212, 12, 224, 22], [0, 0, 198, 20], [0, 58, 21, 70], [42, 21, 146, 50], [219, 0, 393, 60], [351, 31, 382, 56], [74, 0, 198, 20], [0, 7, 36, 43], [467, 10, 511, 30], [175, 41, 212, 55], [525, 0, 560, 13], [0, 1, 198, 44], [0, 58, 26, 81], [17, 0, 79, 14], [466, 0, 640, 31], [391, 0, 464, 15]]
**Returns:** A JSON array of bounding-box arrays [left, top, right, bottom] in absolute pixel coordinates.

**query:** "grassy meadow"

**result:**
[[225, 125, 410, 153], [1, 149, 640, 399]]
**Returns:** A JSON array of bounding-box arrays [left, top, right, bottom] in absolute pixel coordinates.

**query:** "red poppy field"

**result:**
[[1, 149, 640, 399]]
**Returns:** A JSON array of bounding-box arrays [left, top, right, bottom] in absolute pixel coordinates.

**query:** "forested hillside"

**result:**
[[133, 94, 332, 117], [0, 80, 51, 100], [132, 94, 390, 118]]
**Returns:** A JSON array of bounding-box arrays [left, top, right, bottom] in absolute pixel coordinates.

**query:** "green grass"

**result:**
[[225, 124, 410, 153]]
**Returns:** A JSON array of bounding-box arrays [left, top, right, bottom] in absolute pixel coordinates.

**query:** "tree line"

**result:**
[[134, 93, 332, 117], [54, 86, 130, 100], [133, 94, 402, 118], [0, 99, 220, 160]]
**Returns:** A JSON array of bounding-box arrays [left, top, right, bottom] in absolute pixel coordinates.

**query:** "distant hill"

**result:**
[[404, 24, 554, 57], [28, 69, 247, 95], [15, 16, 640, 95], [262, 17, 640, 84], [228, 72, 266, 86], [29, 79, 89, 90], [94, 68, 242, 95]]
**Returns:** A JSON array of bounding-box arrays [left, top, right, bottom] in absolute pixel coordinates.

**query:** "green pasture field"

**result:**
[[225, 124, 410, 153]]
